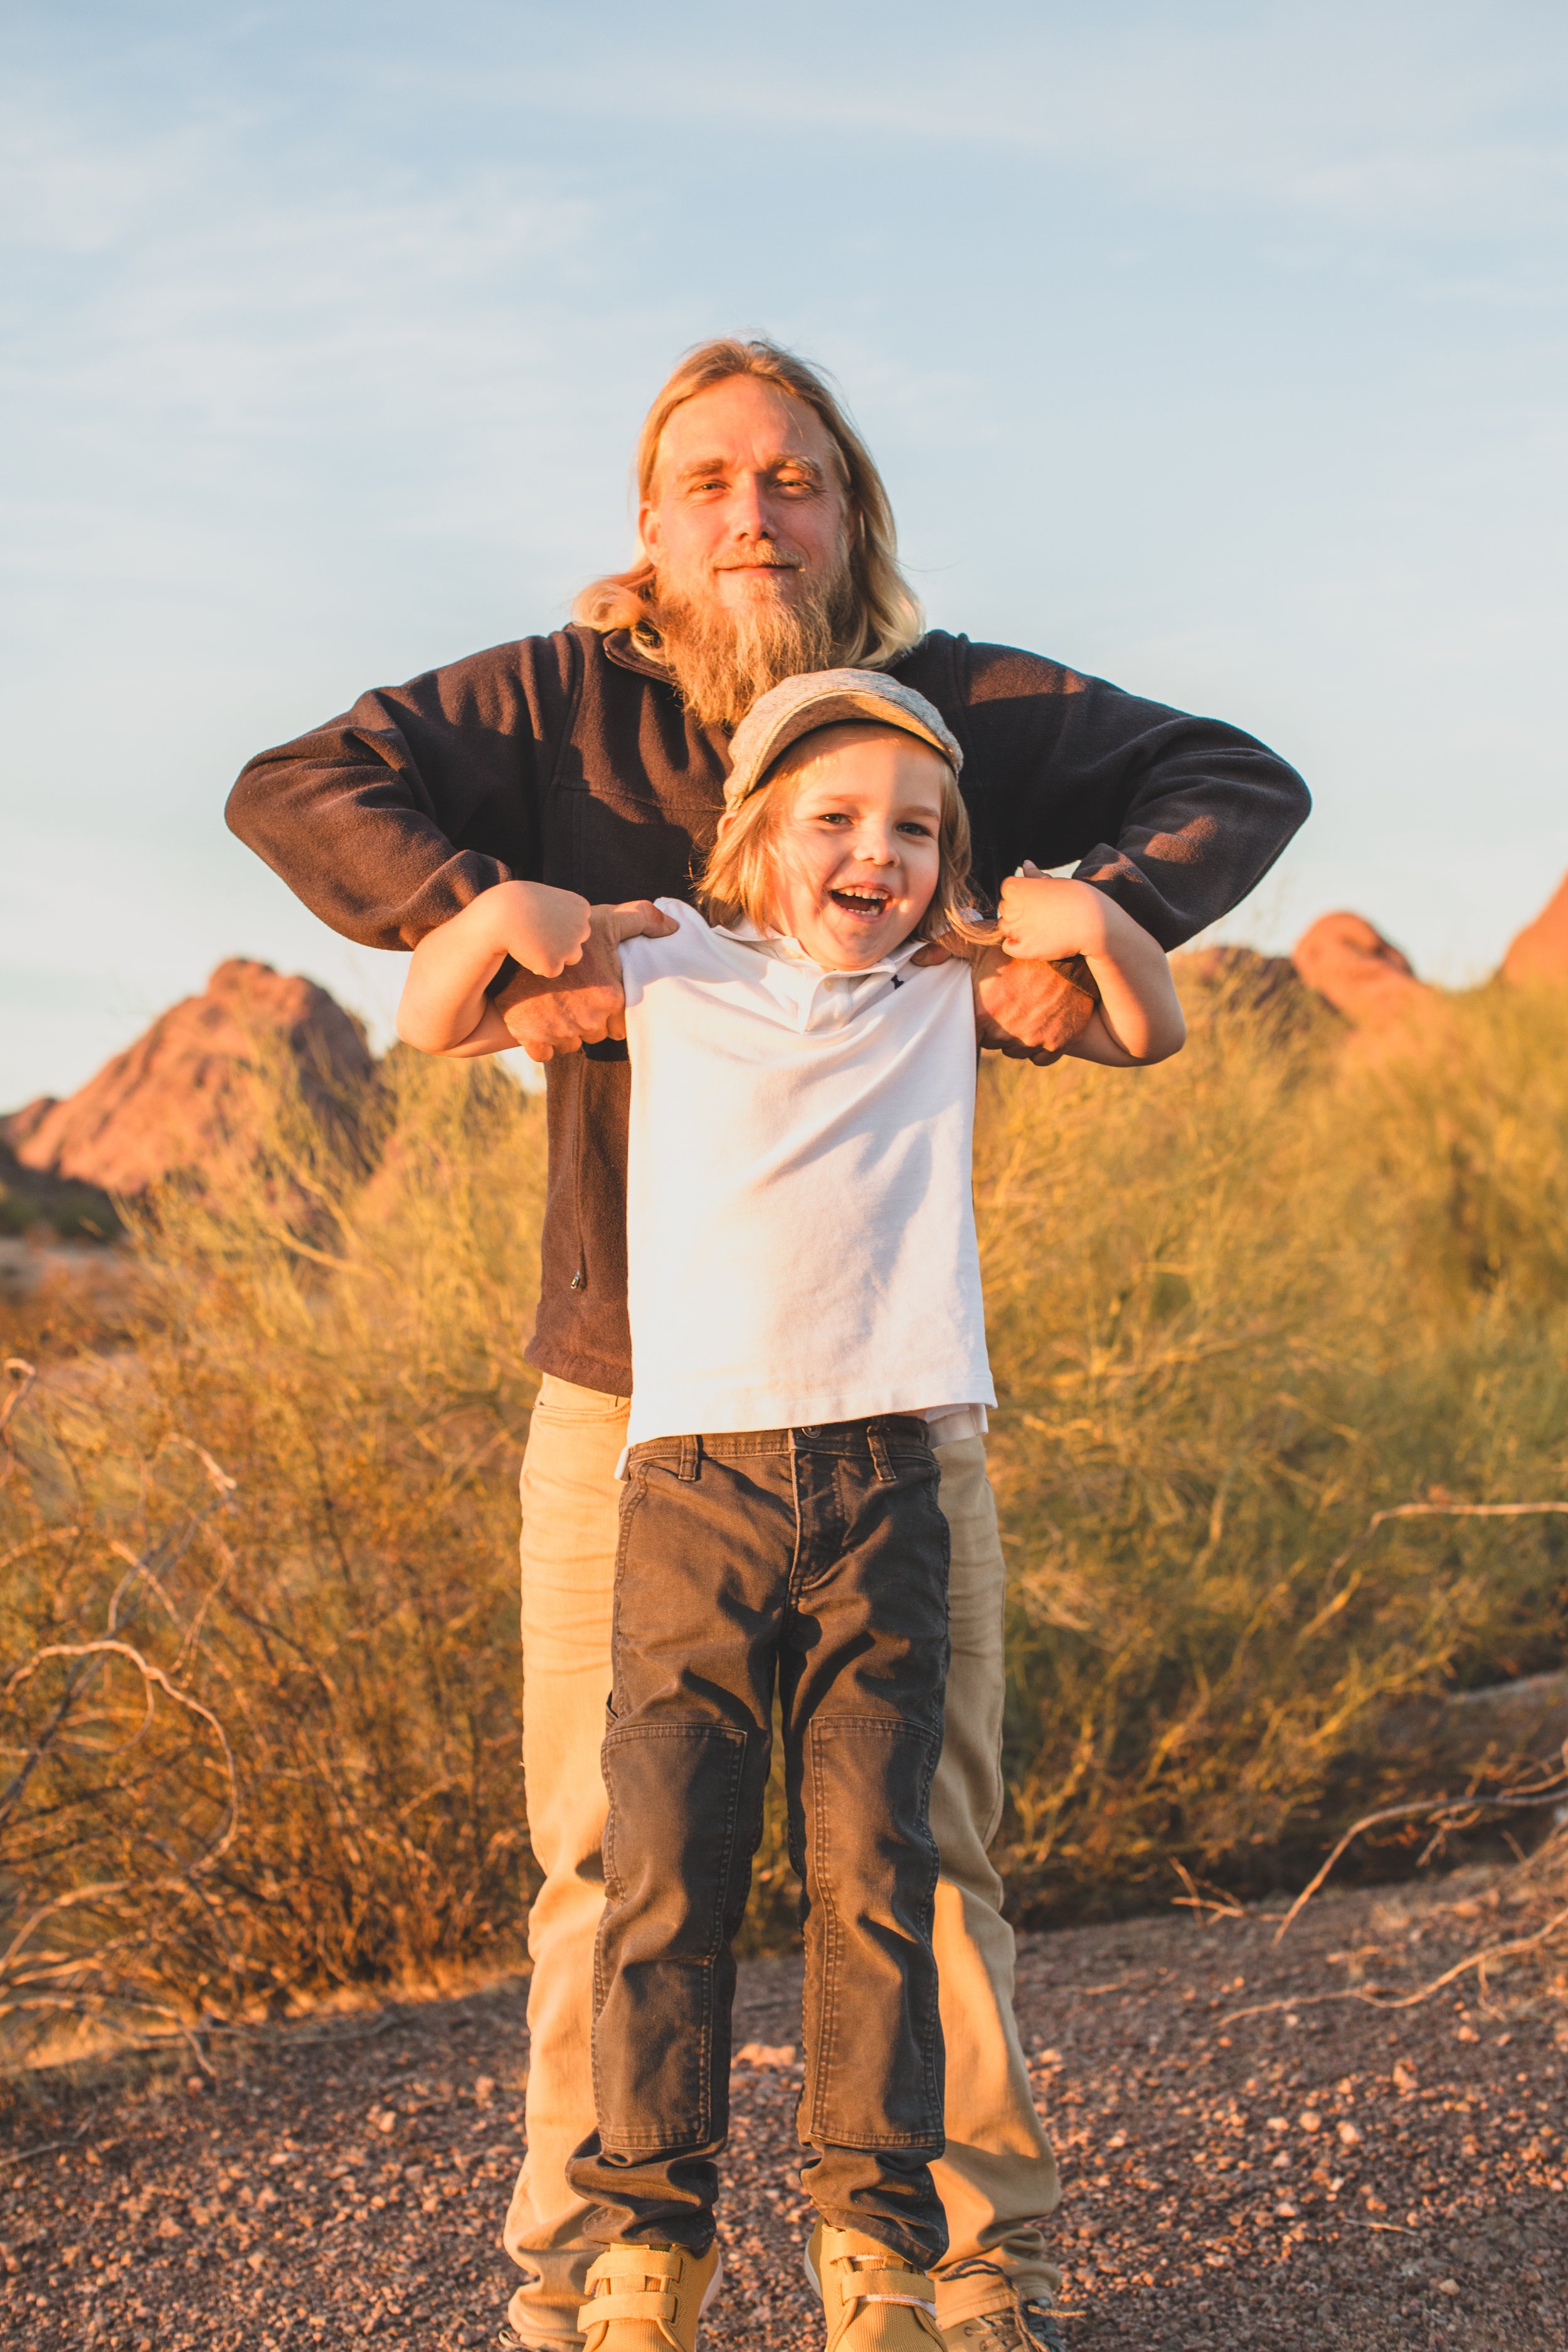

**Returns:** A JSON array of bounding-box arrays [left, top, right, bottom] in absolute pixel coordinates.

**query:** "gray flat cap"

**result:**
[[723, 668, 963, 812]]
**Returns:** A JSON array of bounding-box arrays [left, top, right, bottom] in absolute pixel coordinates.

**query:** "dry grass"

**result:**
[[978, 972, 1568, 1914], [3, 973, 1567, 2047], [1, 1049, 544, 2059]]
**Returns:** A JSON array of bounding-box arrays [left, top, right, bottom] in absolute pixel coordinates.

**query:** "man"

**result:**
[[228, 337, 1309, 2352]]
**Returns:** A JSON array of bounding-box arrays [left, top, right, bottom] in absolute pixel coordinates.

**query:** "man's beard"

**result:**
[[651, 549, 857, 730]]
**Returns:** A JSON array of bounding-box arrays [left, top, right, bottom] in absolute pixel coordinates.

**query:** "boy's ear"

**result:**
[[714, 808, 738, 843]]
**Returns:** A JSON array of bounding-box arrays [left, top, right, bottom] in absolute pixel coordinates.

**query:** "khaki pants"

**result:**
[[504, 1379, 1059, 2343]]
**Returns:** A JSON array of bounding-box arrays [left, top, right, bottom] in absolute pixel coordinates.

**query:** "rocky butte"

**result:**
[[6, 869, 1568, 1215], [2, 958, 374, 1200]]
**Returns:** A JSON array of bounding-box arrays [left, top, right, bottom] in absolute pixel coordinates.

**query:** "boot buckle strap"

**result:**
[[837, 2257, 938, 2312], [585, 2247, 685, 2287], [577, 2292, 679, 2327]]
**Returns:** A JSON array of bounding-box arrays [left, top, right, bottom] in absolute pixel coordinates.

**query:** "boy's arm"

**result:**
[[983, 872, 1185, 1066], [398, 880, 592, 1056], [398, 889, 680, 1060]]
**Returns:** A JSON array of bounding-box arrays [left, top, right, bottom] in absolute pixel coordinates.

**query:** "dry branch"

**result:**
[[1225, 1901, 1568, 2026], [1273, 1772, 1568, 1945]]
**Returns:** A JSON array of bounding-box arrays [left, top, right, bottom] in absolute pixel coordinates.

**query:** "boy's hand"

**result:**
[[494, 899, 678, 1062], [997, 864, 1110, 964], [492, 880, 593, 978], [914, 883, 1099, 1061]]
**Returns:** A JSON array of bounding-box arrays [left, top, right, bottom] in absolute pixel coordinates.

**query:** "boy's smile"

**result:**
[[828, 882, 893, 919], [758, 728, 949, 972]]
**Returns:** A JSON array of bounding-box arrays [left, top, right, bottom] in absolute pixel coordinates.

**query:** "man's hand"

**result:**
[[493, 899, 678, 1062], [913, 914, 1099, 1064], [973, 944, 1099, 1062]]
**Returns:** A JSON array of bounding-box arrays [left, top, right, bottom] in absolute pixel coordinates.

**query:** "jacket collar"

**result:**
[[598, 625, 676, 684]]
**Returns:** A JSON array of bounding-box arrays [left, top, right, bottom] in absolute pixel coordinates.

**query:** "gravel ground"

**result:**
[[3, 1867, 1564, 2352]]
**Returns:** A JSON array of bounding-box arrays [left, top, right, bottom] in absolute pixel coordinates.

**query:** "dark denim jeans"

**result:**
[[566, 1416, 951, 2272]]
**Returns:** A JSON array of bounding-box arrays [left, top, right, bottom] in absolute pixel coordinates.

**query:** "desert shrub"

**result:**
[[4, 973, 1568, 2045], [1, 1047, 544, 2057], [980, 974, 1568, 1915], [0, 1150, 121, 1242]]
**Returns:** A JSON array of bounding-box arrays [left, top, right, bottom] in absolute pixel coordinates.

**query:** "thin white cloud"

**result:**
[[1, 0, 1565, 1104], [395, 0, 1568, 238]]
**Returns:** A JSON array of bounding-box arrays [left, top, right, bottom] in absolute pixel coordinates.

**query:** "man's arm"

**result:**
[[937, 637, 1311, 949], [226, 632, 674, 1062], [225, 636, 573, 950], [909, 635, 1310, 1059]]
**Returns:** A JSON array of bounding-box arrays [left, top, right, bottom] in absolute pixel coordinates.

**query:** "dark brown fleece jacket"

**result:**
[[227, 625, 1309, 1392]]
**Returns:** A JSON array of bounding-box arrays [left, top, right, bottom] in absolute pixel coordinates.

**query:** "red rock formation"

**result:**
[[1502, 872, 1568, 987], [1, 960, 373, 1197], [1, 1096, 60, 1154], [1176, 944, 1312, 1017], [1291, 913, 1434, 1030]]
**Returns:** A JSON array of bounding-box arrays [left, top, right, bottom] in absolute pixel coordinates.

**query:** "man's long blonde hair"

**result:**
[[571, 338, 925, 671]]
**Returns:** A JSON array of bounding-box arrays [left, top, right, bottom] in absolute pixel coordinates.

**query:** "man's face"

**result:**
[[640, 377, 850, 617], [744, 725, 947, 972]]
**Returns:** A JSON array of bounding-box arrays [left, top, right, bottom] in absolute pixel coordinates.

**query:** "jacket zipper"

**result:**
[[569, 1056, 587, 1292]]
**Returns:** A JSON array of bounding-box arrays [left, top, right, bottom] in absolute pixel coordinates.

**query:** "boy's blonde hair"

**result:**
[[697, 723, 993, 948]]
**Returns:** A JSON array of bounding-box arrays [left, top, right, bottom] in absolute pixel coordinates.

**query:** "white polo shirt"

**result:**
[[617, 899, 995, 1454]]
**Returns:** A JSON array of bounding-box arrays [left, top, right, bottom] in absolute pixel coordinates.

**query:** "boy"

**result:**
[[398, 672, 1183, 2352]]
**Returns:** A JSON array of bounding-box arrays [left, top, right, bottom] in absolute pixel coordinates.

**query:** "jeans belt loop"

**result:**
[[678, 1433, 701, 1482], [868, 1423, 896, 1484]]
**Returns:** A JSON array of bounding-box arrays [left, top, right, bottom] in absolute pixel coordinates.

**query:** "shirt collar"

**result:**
[[717, 917, 924, 982]]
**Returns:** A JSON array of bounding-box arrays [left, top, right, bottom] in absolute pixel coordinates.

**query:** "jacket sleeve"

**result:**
[[224, 634, 574, 950], [951, 639, 1311, 950]]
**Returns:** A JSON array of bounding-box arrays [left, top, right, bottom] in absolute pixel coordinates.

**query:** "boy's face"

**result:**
[[761, 726, 947, 971]]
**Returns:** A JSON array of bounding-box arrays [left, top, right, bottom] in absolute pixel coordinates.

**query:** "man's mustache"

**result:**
[[713, 551, 803, 572]]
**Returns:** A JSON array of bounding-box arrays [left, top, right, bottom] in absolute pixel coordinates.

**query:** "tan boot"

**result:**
[[805, 2222, 946, 2352], [935, 2276, 1068, 2352], [577, 2242, 722, 2352]]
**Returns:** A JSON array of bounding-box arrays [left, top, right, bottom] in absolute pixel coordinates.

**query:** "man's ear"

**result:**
[[637, 440, 665, 559]]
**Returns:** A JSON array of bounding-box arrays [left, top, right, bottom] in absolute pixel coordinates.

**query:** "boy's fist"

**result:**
[[498, 881, 593, 978], [997, 864, 1110, 965], [494, 899, 679, 1062]]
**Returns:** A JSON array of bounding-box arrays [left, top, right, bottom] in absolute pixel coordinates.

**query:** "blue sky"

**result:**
[[3, 1, 1566, 1104]]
